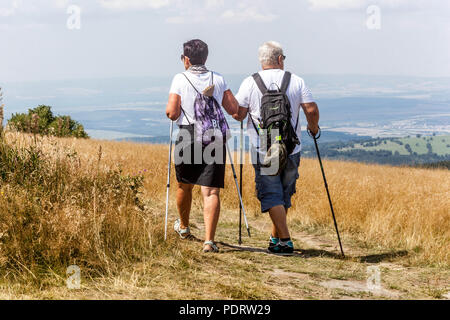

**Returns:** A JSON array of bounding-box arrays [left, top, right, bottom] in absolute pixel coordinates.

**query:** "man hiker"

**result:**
[[166, 39, 239, 253], [233, 41, 320, 255]]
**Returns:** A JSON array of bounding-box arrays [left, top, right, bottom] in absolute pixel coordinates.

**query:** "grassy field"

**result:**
[[0, 131, 449, 299], [340, 135, 450, 156]]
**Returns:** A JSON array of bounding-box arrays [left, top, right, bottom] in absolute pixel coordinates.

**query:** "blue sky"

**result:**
[[1, 0, 449, 81]]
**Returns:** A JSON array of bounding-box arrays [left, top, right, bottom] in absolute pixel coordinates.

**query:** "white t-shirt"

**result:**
[[169, 71, 229, 126], [235, 69, 315, 155]]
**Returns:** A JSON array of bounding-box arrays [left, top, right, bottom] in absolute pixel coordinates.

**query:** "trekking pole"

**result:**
[[164, 121, 174, 241], [225, 141, 251, 238], [239, 121, 244, 244], [308, 127, 345, 257]]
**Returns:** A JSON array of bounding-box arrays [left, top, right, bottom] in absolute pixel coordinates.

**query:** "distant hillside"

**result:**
[[117, 133, 450, 167], [302, 134, 450, 166], [116, 130, 371, 147]]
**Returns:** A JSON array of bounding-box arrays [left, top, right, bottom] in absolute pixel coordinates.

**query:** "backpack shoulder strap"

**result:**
[[252, 73, 267, 94], [280, 71, 291, 93], [182, 73, 200, 94], [249, 115, 260, 135]]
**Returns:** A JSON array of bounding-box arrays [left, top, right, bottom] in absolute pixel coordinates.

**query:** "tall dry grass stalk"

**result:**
[[1, 131, 448, 271], [0, 87, 4, 132], [0, 105, 4, 133], [0, 131, 168, 284], [224, 154, 449, 266], [95, 141, 447, 267]]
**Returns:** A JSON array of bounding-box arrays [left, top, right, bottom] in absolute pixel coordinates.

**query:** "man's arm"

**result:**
[[166, 93, 181, 121], [301, 102, 320, 135], [222, 90, 239, 116], [232, 106, 248, 121]]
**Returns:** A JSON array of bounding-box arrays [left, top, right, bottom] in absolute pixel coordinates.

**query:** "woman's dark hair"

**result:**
[[183, 39, 209, 65]]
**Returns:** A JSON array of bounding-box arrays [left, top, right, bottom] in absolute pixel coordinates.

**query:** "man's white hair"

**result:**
[[258, 41, 284, 66]]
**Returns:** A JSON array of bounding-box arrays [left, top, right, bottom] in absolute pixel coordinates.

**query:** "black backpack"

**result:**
[[250, 71, 300, 159]]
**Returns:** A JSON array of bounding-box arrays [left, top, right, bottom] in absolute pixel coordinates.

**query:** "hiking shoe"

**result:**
[[267, 240, 294, 256], [268, 235, 279, 249], [174, 219, 191, 239], [203, 241, 219, 253]]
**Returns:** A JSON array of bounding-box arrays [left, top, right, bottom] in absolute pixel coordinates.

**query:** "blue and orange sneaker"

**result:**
[[267, 239, 294, 256], [269, 235, 279, 249]]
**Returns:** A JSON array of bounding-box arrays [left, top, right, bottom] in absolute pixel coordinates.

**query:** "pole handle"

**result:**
[[307, 126, 321, 140]]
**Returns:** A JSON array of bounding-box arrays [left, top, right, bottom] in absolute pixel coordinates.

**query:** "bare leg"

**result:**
[[201, 186, 221, 244], [272, 208, 289, 238], [176, 182, 194, 229], [269, 205, 290, 239]]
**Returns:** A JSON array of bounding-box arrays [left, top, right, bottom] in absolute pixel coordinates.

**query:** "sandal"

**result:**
[[203, 241, 219, 253], [174, 219, 191, 239]]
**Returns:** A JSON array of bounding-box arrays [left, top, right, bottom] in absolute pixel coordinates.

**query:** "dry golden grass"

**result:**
[[0, 131, 448, 300], [0, 131, 162, 284], [5, 131, 448, 267]]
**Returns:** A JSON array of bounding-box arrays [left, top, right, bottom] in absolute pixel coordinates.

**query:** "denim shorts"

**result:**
[[253, 152, 301, 213]]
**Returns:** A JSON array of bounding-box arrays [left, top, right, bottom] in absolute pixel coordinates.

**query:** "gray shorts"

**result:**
[[252, 152, 301, 213]]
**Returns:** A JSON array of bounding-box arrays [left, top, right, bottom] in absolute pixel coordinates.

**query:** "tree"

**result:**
[[8, 105, 89, 138], [405, 144, 412, 154]]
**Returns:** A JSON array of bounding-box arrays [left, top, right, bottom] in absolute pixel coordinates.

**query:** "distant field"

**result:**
[[340, 135, 450, 156]]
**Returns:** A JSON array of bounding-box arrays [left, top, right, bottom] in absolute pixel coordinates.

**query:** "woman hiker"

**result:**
[[165, 39, 239, 253]]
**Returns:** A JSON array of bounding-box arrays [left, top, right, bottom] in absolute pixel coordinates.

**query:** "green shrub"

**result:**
[[8, 105, 89, 138]]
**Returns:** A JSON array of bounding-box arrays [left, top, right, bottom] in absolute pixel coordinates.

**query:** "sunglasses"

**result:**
[[281, 55, 286, 60]]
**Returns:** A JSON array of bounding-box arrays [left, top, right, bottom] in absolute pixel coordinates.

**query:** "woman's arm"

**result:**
[[166, 93, 181, 121]]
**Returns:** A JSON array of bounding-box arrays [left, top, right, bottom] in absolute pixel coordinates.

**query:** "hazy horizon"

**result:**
[[3, 73, 449, 140]]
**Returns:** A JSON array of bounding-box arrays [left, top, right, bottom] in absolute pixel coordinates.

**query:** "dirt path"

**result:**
[[3, 207, 446, 300], [189, 214, 449, 300]]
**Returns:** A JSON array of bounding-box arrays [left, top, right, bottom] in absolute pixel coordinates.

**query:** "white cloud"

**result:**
[[220, 1, 278, 23], [53, 0, 70, 9], [165, 16, 185, 24], [221, 7, 277, 23], [306, 0, 437, 11], [166, 0, 277, 24], [98, 0, 170, 10], [307, 0, 365, 11], [165, 13, 207, 24], [0, 0, 20, 17], [205, 0, 224, 9]]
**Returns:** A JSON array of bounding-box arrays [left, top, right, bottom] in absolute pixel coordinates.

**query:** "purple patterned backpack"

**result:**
[[182, 72, 230, 146]]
